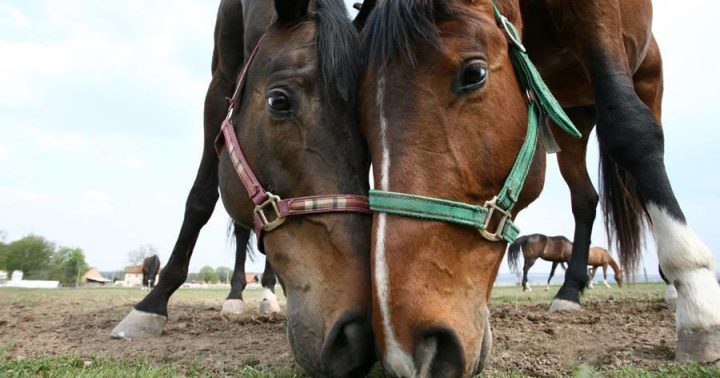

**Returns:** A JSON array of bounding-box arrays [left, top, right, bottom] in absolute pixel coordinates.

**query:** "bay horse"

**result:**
[[586, 246, 623, 289], [112, 1, 375, 376], [141, 255, 161, 290], [507, 234, 571, 292], [358, 0, 720, 375]]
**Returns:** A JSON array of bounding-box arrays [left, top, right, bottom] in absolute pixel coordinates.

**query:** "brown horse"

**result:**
[[587, 246, 623, 289], [507, 234, 571, 292], [113, 1, 374, 376], [359, 0, 720, 374], [141, 255, 160, 290]]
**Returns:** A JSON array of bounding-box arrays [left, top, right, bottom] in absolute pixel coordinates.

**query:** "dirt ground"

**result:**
[[0, 286, 676, 377]]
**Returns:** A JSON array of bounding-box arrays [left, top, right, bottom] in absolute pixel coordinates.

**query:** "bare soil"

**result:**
[[0, 289, 676, 377]]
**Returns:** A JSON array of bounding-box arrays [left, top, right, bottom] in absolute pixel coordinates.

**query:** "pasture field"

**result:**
[[1, 283, 719, 377]]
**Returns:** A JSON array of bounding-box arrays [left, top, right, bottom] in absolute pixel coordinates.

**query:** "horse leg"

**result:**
[[546, 262, 559, 291], [660, 266, 677, 310], [111, 5, 245, 339], [588, 267, 596, 289], [221, 225, 251, 319], [602, 265, 611, 288], [557, 2, 720, 361], [549, 106, 598, 311], [259, 261, 281, 314], [522, 258, 536, 292]]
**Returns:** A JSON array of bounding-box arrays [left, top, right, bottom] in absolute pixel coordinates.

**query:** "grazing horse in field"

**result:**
[[507, 234, 571, 292], [358, 0, 720, 374], [141, 255, 161, 290], [113, 1, 374, 376], [586, 246, 623, 289]]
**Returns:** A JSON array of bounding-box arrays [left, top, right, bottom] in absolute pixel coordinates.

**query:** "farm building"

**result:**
[[123, 265, 144, 287], [81, 267, 112, 285]]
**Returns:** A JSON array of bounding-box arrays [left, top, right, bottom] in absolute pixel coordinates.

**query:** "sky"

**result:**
[[0, 1, 718, 277]]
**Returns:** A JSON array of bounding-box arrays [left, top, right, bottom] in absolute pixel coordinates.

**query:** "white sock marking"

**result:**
[[648, 203, 720, 331], [373, 75, 416, 377]]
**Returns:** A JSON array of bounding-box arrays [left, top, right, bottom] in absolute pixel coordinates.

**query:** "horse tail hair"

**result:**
[[507, 235, 527, 273], [599, 147, 646, 279], [227, 219, 257, 263]]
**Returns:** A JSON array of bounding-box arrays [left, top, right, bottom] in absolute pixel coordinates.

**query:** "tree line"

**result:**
[[0, 233, 88, 286]]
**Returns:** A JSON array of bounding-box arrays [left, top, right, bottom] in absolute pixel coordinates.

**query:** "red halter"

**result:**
[[214, 35, 371, 249]]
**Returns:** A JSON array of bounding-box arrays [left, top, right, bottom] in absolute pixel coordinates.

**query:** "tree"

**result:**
[[198, 266, 217, 283], [0, 235, 55, 278], [128, 244, 157, 266], [216, 266, 232, 284], [50, 247, 88, 286]]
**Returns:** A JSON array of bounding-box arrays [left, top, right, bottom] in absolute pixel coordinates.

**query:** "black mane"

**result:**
[[315, 0, 362, 105], [362, 0, 456, 69]]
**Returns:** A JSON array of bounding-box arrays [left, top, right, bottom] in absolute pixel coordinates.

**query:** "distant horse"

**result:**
[[113, 1, 375, 376], [358, 0, 720, 373], [507, 234, 571, 292], [586, 246, 623, 289], [141, 255, 160, 290]]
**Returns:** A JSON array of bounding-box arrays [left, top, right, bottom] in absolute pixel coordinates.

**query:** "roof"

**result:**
[[82, 267, 112, 283], [126, 265, 143, 274]]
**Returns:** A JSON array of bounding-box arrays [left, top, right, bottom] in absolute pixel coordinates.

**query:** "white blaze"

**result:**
[[374, 76, 416, 377]]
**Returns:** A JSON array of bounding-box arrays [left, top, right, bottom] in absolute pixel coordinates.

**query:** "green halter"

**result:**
[[369, 1, 581, 243]]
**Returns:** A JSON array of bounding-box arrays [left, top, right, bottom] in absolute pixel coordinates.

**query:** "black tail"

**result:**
[[507, 235, 528, 273], [599, 147, 647, 278]]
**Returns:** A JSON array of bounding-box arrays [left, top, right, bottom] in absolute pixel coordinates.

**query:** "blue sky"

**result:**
[[1, 1, 718, 276]]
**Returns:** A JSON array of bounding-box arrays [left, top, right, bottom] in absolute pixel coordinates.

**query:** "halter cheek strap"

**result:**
[[214, 34, 371, 249], [369, 1, 581, 243]]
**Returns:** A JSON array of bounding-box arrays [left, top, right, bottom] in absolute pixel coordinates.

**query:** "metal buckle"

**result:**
[[254, 192, 286, 231], [479, 196, 511, 242], [499, 15, 526, 53]]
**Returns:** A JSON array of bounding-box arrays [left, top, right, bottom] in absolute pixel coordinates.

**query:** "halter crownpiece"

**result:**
[[369, 0, 581, 243], [215, 34, 371, 250]]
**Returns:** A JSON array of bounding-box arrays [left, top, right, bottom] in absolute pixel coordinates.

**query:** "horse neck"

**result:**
[[607, 256, 622, 276]]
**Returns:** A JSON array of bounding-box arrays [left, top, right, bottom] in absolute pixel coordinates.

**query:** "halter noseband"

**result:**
[[215, 34, 371, 250], [368, 1, 581, 243]]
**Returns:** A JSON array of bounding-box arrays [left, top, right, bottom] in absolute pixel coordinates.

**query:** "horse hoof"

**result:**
[[259, 289, 281, 314], [549, 299, 581, 312], [665, 284, 678, 311], [220, 299, 246, 320], [110, 309, 167, 340], [676, 326, 720, 364]]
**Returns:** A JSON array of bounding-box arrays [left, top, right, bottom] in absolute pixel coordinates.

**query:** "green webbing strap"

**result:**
[[368, 1, 581, 243], [495, 100, 540, 210], [369, 190, 520, 243], [490, 1, 581, 138]]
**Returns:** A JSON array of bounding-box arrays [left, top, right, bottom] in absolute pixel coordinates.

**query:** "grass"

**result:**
[[1, 355, 717, 378]]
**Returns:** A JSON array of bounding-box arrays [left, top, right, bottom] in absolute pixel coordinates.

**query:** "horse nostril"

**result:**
[[414, 327, 465, 378], [320, 313, 375, 377]]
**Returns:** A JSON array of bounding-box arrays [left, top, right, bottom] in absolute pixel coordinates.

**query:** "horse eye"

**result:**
[[459, 61, 488, 92], [266, 89, 291, 114]]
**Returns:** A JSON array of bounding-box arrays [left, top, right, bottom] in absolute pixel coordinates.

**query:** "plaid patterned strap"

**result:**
[[219, 119, 267, 205], [279, 195, 371, 216]]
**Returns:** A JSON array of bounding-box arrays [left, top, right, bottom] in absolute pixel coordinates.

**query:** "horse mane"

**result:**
[[507, 235, 529, 273], [314, 0, 362, 105], [362, 0, 456, 69]]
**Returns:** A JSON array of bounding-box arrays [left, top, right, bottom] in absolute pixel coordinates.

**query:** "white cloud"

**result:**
[[0, 143, 9, 162], [0, 4, 30, 29], [0, 187, 54, 205]]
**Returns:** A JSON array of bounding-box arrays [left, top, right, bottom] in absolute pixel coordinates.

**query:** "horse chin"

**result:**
[[284, 297, 374, 378]]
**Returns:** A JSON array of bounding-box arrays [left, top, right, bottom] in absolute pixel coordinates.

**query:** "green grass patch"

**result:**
[[0, 355, 307, 378]]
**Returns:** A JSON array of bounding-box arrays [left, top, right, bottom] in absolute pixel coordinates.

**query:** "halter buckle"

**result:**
[[254, 192, 286, 231], [479, 196, 511, 242], [499, 15, 526, 53]]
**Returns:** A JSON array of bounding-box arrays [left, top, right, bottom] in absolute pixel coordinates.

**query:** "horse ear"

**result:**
[[352, 0, 376, 30], [275, 0, 310, 25]]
